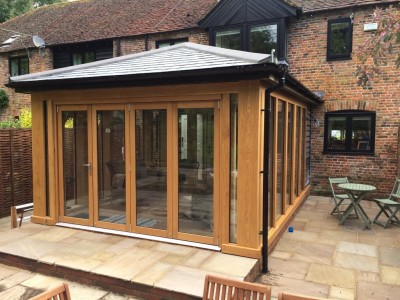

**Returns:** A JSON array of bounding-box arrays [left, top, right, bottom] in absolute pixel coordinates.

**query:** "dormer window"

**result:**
[[249, 24, 277, 54], [215, 29, 241, 50]]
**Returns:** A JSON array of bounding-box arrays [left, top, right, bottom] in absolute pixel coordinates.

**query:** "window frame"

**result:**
[[70, 51, 96, 66], [327, 17, 353, 61], [323, 110, 376, 155], [210, 19, 285, 58], [9, 56, 29, 77], [156, 38, 188, 48]]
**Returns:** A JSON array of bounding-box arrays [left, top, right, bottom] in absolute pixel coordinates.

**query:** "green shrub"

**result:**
[[0, 89, 9, 109], [19, 108, 32, 128], [0, 118, 21, 128]]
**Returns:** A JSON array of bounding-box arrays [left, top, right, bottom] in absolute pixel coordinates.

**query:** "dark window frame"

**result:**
[[323, 110, 376, 155], [70, 51, 96, 66], [210, 18, 286, 59], [9, 56, 29, 76], [327, 17, 353, 61], [156, 38, 188, 48]]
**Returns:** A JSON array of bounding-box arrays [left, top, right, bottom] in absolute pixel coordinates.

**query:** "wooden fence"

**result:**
[[0, 129, 33, 218]]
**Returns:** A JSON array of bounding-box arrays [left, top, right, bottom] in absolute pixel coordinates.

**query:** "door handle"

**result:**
[[83, 162, 92, 175]]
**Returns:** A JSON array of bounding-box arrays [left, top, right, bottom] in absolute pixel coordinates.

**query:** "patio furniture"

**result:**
[[338, 183, 376, 229], [329, 177, 357, 217], [29, 283, 71, 300], [372, 178, 400, 228], [10, 203, 33, 229], [278, 291, 324, 300], [203, 274, 271, 300]]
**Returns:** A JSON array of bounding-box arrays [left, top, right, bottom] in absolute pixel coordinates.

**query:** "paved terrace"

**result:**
[[0, 195, 399, 299]]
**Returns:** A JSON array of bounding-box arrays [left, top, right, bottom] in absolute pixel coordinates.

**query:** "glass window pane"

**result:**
[[97, 110, 126, 225], [10, 58, 19, 77], [20, 57, 29, 75], [268, 99, 275, 228], [351, 116, 371, 150], [250, 24, 277, 54], [327, 116, 346, 150], [276, 101, 284, 221], [157, 42, 171, 48], [215, 29, 241, 50], [84, 52, 95, 63], [136, 109, 167, 230], [330, 21, 350, 56], [72, 53, 82, 65], [178, 108, 214, 236], [62, 111, 89, 219], [286, 103, 293, 206], [230, 94, 238, 243]]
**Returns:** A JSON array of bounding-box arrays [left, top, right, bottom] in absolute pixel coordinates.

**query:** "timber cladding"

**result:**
[[0, 129, 33, 217]]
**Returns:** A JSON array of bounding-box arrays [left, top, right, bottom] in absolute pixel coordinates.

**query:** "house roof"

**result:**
[[0, 0, 217, 53], [287, 0, 400, 13], [7, 42, 322, 104]]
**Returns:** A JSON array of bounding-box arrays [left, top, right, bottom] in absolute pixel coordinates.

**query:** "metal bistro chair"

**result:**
[[329, 177, 357, 217], [372, 178, 400, 228]]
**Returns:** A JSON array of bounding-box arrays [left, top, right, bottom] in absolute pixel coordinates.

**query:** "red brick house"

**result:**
[[1, 0, 400, 258]]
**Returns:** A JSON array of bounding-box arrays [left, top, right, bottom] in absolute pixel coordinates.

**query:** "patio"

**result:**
[[0, 195, 399, 299]]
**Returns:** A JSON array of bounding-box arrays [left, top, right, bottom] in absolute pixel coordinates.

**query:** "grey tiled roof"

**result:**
[[10, 43, 272, 83]]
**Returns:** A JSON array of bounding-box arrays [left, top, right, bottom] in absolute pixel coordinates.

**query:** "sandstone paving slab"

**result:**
[[305, 264, 355, 289], [0, 270, 34, 289], [275, 239, 334, 265], [329, 286, 355, 300], [379, 247, 400, 267], [38, 251, 71, 265], [58, 238, 113, 257], [135, 240, 158, 249], [30, 226, 78, 243], [0, 285, 30, 299], [337, 241, 377, 257], [335, 252, 379, 273], [270, 250, 292, 260], [68, 281, 109, 300], [90, 250, 118, 262], [267, 257, 309, 280], [358, 233, 397, 247], [103, 238, 142, 254], [0, 264, 19, 280], [92, 247, 168, 280], [0, 237, 66, 260], [308, 219, 340, 230], [0, 230, 32, 245], [21, 274, 64, 289], [181, 248, 214, 268], [258, 273, 329, 299], [59, 236, 82, 245], [381, 266, 400, 286], [14, 223, 51, 235], [356, 271, 380, 283], [289, 220, 307, 231], [357, 280, 400, 300], [152, 243, 194, 256], [200, 252, 257, 278], [295, 210, 327, 221], [72, 230, 123, 243], [55, 254, 104, 271], [160, 253, 187, 264], [318, 230, 357, 243], [282, 230, 319, 242], [131, 262, 174, 286]]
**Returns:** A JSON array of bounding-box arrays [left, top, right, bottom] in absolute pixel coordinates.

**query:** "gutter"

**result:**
[[261, 62, 288, 273]]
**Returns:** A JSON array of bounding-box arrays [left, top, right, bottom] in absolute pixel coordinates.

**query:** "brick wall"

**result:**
[[0, 48, 52, 120], [288, 6, 400, 196]]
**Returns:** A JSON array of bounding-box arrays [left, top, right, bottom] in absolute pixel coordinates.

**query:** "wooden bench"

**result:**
[[29, 283, 71, 300], [11, 203, 33, 229], [203, 274, 271, 300]]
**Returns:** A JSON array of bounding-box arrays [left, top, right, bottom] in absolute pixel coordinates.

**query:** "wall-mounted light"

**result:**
[[313, 117, 320, 128]]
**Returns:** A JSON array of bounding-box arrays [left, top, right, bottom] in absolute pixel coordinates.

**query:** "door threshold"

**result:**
[[56, 222, 221, 251]]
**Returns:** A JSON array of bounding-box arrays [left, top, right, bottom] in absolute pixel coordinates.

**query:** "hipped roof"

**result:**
[[7, 42, 322, 104]]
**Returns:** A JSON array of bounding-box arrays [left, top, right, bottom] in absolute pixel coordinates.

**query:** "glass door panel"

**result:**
[[95, 109, 127, 227], [135, 109, 168, 232], [59, 107, 92, 225], [177, 107, 214, 237]]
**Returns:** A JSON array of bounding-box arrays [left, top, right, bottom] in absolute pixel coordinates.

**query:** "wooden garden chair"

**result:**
[[203, 274, 271, 300], [328, 177, 357, 217], [372, 178, 400, 228], [29, 283, 71, 300], [278, 291, 325, 300], [10, 202, 33, 228]]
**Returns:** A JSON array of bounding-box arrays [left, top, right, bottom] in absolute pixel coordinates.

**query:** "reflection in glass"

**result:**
[[276, 101, 284, 222], [351, 116, 371, 150], [215, 29, 241, 50], [62, 111, 89, 219], [286, 104, 293, 206], [178, 108, 214, 236], [268, 99, 275, 228], [136, 110, 167, 230], [230, 95, 238, 243], [327, 116, 346, 150], [250, 24, 277, 54], [97, 110, 126, 224], [329, 21, 351, 56]]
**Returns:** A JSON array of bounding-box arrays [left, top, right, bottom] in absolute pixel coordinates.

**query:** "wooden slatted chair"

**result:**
[[29, 283, 71, 300], [278, 291, 325, 300], [328, 177, 357, 217], [372, 178, 400, 228], [203, 274, 271, 300]]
